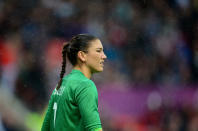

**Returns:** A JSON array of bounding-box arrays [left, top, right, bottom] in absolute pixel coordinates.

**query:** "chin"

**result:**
[[97, 68, 104, 72], [92, 68, 103, 73]]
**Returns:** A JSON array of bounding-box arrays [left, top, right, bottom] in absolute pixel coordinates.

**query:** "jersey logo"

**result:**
[[54, 86, 65, 96]]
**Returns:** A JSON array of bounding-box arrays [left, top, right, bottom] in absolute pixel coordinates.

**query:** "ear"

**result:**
[[77, 51, 87, 63]]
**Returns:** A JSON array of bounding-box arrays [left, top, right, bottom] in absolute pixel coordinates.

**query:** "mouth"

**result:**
[[100, 61, 104, 66]]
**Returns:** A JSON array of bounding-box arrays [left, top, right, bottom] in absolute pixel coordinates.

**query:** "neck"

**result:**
[[73, 65, 92, 79]]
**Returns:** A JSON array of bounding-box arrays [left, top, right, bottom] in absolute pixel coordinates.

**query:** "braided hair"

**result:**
[[56, 34, 98, 90]]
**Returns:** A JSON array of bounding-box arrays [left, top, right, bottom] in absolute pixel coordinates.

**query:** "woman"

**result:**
[[41, 34, 107, 131]]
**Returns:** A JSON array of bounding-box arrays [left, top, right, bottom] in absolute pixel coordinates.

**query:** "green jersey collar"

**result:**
[[71, 69, 84, 75]]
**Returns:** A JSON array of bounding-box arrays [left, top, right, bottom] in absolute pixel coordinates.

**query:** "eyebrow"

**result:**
[[96, 48, 103, 50]]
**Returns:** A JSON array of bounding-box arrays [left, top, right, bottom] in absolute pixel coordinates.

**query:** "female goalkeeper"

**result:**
[[41, 34, 107, 131]]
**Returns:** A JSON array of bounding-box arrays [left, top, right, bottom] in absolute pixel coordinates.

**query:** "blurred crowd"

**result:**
[[0, 0, 198, 130]]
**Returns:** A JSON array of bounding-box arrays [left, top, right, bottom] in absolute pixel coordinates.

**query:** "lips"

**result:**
[[100, 61, 104, 66], [100, 61, 104, 64]]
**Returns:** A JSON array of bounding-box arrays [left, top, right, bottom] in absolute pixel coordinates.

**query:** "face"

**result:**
[[85, 39, 107, 73]]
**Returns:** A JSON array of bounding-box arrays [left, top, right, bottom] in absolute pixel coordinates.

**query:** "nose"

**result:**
[[102, 52, 107, 59]]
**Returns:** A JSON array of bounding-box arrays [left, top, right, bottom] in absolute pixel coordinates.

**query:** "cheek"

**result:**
[[87, 53, 100, 64]]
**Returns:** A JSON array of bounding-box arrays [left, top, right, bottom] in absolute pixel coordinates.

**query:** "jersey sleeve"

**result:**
[[41, 93, 54, 131], [75, 80, 102, 131]]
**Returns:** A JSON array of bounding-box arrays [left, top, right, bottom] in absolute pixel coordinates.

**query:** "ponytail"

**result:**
[[56, 43, 69, 90]]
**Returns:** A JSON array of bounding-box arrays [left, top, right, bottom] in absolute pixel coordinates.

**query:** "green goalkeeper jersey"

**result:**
[[41, 69, 102, 131]]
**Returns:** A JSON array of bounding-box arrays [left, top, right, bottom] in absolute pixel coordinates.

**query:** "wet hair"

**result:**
[[56, 34, 98, 90]]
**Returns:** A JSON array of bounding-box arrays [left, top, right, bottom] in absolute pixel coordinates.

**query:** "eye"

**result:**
[[96, 50, 102, 53]]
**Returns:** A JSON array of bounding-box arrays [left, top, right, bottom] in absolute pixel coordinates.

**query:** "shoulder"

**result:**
[[79, 79, 96, 88], [75, 79, 97, 96], [75, 79, 96, 94], [74, 79, 98, 103]]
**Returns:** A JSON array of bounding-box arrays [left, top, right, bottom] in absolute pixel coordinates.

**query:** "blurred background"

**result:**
[[0, 0, 198, 130]]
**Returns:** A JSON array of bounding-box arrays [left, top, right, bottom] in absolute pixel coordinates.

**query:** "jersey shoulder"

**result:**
[[62, 72, 96, 88]]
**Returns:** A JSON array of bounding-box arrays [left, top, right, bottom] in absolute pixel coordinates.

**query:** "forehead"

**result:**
[[88, 39, 103, 49]]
